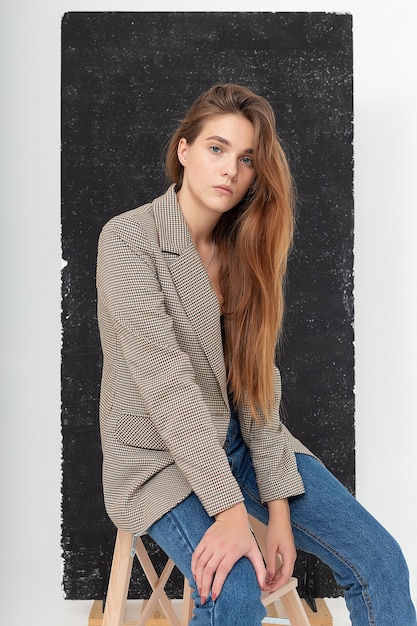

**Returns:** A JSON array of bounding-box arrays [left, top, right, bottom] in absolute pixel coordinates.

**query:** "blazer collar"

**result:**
[[152, 184, 191, 255], [152, 186, 229, 407]]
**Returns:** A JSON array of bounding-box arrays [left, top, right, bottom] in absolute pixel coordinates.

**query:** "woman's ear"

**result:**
[[177, 138, 188, 167]]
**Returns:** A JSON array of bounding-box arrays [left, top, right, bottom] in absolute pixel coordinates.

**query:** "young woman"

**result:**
[[97, 83, 416, 625]]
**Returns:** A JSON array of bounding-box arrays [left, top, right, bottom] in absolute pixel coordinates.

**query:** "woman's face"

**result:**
[[177, 113, 256, 219]]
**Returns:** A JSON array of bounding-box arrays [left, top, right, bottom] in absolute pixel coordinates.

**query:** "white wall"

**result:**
[[1, 2, 416, 624]]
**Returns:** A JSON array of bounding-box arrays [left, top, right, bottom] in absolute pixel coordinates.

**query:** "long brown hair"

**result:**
[[165, 84, 295, 422]]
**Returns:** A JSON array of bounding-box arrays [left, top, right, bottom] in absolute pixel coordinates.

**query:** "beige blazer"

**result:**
[[97, 185, 311, 534]]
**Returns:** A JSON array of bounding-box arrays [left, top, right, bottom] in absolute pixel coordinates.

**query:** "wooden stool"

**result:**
[[101, 529, 191, 626], [98, 516, 311, 626]]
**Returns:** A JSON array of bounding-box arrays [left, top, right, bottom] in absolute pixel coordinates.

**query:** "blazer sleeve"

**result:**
[[238, 367, 306, 502], [97, 214, 245, 518]]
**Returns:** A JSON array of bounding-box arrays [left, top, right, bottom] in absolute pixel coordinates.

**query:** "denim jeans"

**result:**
[[148, 408, 416, 625]]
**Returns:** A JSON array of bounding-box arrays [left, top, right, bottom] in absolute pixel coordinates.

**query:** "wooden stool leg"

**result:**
[[103, 529, 135, 626], [181, 579, 194, 626], [280, 589, 311, 626], [135, 536, 181, 626]]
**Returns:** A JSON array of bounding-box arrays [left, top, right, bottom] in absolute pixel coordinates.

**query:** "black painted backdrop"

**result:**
[[61, 12, 354, 600]]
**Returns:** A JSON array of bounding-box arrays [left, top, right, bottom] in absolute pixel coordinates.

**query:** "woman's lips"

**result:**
[[214, 185, 233, 195]]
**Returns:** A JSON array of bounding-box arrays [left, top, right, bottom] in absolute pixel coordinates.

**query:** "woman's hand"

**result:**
[[264, 499, 297, 592], [191, 502, 266, 604]]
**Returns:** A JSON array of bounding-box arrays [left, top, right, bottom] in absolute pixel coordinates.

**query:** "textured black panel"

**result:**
[[61, 12, 353, 600]]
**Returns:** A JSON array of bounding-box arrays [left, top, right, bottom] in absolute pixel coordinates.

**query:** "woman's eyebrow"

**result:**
[[205, 135, 254, 153]]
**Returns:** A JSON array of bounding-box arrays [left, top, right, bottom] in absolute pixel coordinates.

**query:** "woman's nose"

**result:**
[[222, 160, 237, 179]]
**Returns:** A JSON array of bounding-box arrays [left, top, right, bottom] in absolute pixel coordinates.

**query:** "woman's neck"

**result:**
[[176, 189, 219, 247]]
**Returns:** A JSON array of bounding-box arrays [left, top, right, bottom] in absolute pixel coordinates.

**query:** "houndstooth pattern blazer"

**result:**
[[96, 185, 312, 534]]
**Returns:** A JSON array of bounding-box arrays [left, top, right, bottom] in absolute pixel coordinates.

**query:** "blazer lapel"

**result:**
[[152, 187, 228, 406]]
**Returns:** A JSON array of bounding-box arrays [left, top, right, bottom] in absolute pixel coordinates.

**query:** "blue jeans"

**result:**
[[148, 409, 416, 625]]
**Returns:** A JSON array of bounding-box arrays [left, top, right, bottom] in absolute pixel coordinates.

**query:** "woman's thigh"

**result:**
[[147, 493, 266, 626]]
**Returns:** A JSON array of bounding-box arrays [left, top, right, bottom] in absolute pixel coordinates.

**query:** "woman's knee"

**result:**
[[368, 524, 412, 586], [208, 557, 266, 625], [190, 557, 266, 625]]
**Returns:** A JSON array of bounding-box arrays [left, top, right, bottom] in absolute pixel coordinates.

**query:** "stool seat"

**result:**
[[100, 516, 311, 626]]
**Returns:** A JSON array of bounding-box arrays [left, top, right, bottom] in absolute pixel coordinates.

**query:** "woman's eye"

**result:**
[[241, 156, 253, 166], [210, 145, 222, 153]]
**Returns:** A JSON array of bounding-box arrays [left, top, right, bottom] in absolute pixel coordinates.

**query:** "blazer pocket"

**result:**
[[115, 413, 167, 450]]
